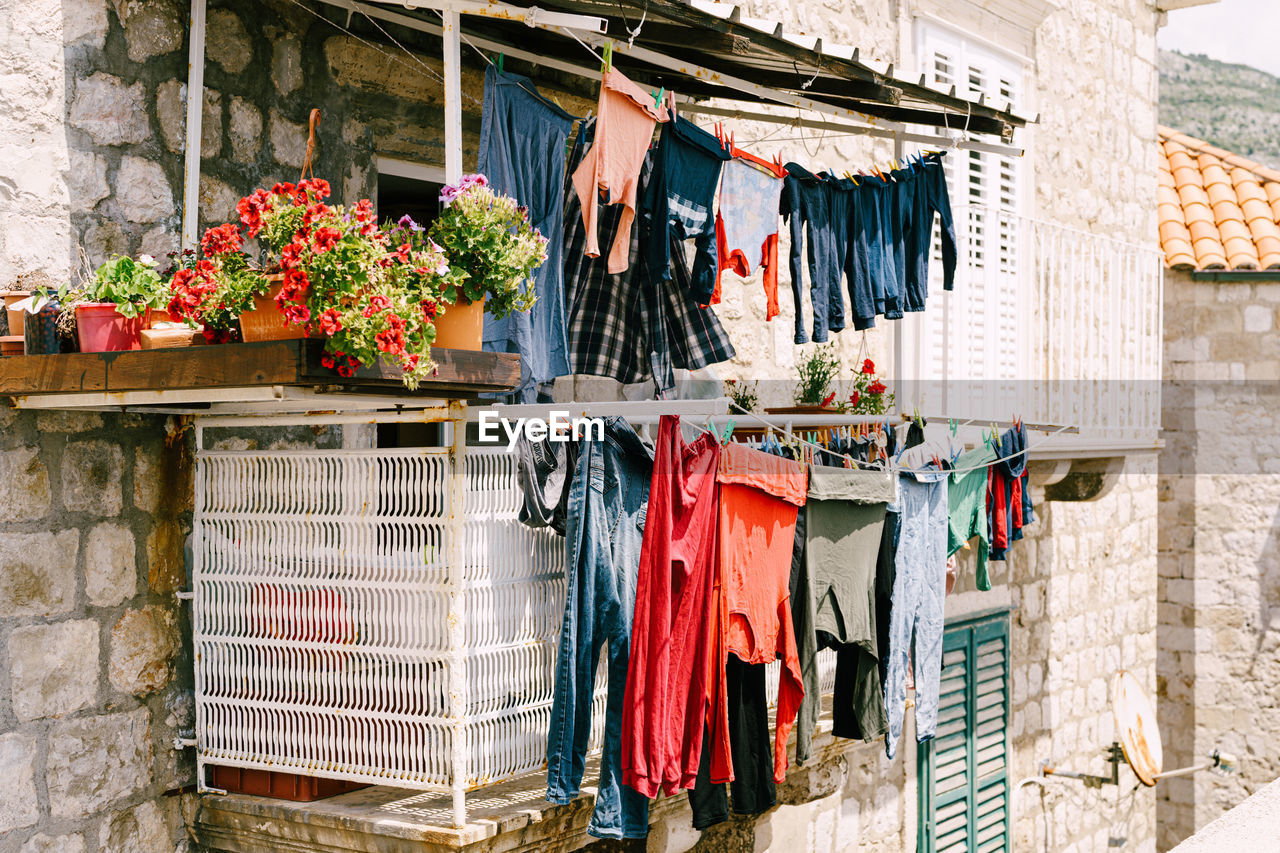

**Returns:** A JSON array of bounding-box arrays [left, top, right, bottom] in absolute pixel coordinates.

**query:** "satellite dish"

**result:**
[[1042, 671, 1232, 790], [1111, 670, 1162, 787]]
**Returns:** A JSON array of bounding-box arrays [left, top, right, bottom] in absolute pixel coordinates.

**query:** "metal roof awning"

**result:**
[[353, 0, 1029, 139]]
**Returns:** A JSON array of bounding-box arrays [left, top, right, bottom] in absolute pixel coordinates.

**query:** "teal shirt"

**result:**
[[947, 445, 997, 589]]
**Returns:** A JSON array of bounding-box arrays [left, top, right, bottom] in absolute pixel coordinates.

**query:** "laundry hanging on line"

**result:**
[[476, 65, 960, 399], [524, 412, 1040, 838]]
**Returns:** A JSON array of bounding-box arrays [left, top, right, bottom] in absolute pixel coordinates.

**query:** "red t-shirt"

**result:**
[[623, 416, 729, 796]]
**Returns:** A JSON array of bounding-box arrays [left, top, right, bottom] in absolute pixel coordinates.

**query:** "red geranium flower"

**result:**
[[283, 303, 311, 325], [821, 391, 836, 408], [849, 390, 861, 407], [861, 358, 876, 375], [867, 379, 887, 395], [201, 223, 243, 257], [336, 364, 355, 378], [362, 295, 391, 318], [318, 308, 342, 335], [312, 227, 341, 253], [421, 299, 438, 320], [321, 354, 336, 369]]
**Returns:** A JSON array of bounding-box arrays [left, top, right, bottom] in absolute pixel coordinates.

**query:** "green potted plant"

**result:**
[[74, 254, 167, 352], [425, 174, 545, 350], [768, 343, 845, 414]]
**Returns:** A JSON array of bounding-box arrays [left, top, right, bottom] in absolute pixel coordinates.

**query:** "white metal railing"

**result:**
[[193, 416, 839, 827], [899, 206, 1163, 440], [193, 421, 607, 826]]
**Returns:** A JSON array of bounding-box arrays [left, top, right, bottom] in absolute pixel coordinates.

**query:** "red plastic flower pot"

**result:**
[[74, 303, 147, 352]]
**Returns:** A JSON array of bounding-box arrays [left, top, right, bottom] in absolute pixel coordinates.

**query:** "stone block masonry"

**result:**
[[1159, 269, 1280, 849], [0, 400, 196, 851]]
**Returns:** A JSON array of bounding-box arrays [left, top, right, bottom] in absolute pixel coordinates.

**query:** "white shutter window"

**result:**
[[904, 22, 1028, 420]]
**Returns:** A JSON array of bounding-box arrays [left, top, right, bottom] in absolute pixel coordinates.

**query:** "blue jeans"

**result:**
[[884, 470, 948, 759], [546, 417, 652, 838], [478, 66, 576, 401]]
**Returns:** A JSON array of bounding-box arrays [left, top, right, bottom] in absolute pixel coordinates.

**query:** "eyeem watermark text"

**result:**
[[477, 410, 605, 451]]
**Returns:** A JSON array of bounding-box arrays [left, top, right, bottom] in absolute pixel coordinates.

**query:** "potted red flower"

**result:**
[[846, 358, 895, 415], [232, 178, 451, 388]]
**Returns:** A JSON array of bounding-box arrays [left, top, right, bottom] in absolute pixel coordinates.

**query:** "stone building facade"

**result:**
[[0, 0, 1172, 851], [1158, 268, 1280, 849]]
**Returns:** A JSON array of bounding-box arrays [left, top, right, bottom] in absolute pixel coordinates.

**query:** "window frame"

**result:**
[[916, 608, 1013, 853]]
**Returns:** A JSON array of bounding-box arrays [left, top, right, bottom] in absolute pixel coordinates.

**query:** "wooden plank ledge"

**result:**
[[0, 340, 520, 398]]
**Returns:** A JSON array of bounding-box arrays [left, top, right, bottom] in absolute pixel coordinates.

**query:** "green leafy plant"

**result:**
[[724, 378, 759, 413], [427, 174, 546, 319], [846, 358, 895, 415], [794, 343, 843, 406], [85, 255, 166, 318]]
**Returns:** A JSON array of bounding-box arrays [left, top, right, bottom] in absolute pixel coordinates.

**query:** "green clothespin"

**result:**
[[949, 418, 957, 436], [497, 52, 504, 73], [721, 419, 736, 444], [653, 86, 665, 108], [602, 41, 613, 72]]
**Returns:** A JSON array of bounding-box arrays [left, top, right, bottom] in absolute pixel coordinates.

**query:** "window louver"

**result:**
[[918, 612, 1011, 853]]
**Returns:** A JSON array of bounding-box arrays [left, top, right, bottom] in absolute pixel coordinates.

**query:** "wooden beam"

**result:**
[[0, 342, 521, 396]]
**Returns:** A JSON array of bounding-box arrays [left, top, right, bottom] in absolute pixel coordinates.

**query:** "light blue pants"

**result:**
[[884, 470, 948, 759]]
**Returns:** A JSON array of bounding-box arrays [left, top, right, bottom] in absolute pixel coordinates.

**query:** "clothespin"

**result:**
[[949, 418, 957, 436], [653, 87, 665, 109], [601, 41, 613, 73], [721, 419, 736, 444], [497, 52, 504, 73]]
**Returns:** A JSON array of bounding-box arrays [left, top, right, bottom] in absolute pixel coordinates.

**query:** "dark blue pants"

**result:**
[[478, 66, 576, 401], [546, 418, 652, 838]]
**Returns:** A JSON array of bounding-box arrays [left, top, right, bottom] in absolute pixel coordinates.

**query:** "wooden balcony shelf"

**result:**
[[0, 340, 519, 413]]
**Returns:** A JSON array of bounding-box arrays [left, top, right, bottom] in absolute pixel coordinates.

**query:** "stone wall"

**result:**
[[0, 0, 553, 286], [1158, 270, 1280, 849], [0, 401, 194, 852]]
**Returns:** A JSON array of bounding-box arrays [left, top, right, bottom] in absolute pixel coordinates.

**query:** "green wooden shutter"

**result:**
[[918, 611, 1011, 853]]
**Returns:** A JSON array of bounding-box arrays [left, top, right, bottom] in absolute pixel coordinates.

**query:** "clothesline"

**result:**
[[722, 402, 1074, 476]]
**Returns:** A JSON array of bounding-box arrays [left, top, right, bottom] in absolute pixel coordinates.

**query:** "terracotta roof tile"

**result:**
[[1159, 126, 1280, 272]]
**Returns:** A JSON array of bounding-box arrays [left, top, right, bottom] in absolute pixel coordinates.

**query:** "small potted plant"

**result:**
[[425, 174, 545, 350], [165, 227, 273, 344], [846, 358, 895, 414], [724, 378, 759, 414], [768, 343, 844, 414], [74, 254, 167, 352]]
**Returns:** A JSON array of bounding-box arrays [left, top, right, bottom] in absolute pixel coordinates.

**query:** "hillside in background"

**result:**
[[1160, 49, 1280, 168]]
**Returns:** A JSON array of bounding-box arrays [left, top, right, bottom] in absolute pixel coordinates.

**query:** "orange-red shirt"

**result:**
[[716, 443, 807, 783]]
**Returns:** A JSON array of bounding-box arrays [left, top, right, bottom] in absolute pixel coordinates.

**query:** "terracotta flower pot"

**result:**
[[75, 303, 149, 352], [432, 295, 486, 351], [239, 277, 308, 343], [3, 290, 30, 337], [765, 405, 843, 415]]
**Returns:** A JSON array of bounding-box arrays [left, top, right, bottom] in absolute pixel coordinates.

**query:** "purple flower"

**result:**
[[398, 214, 418, 230]]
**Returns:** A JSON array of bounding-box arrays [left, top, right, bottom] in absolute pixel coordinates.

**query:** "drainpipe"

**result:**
[[182, 0, 207, 250]]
